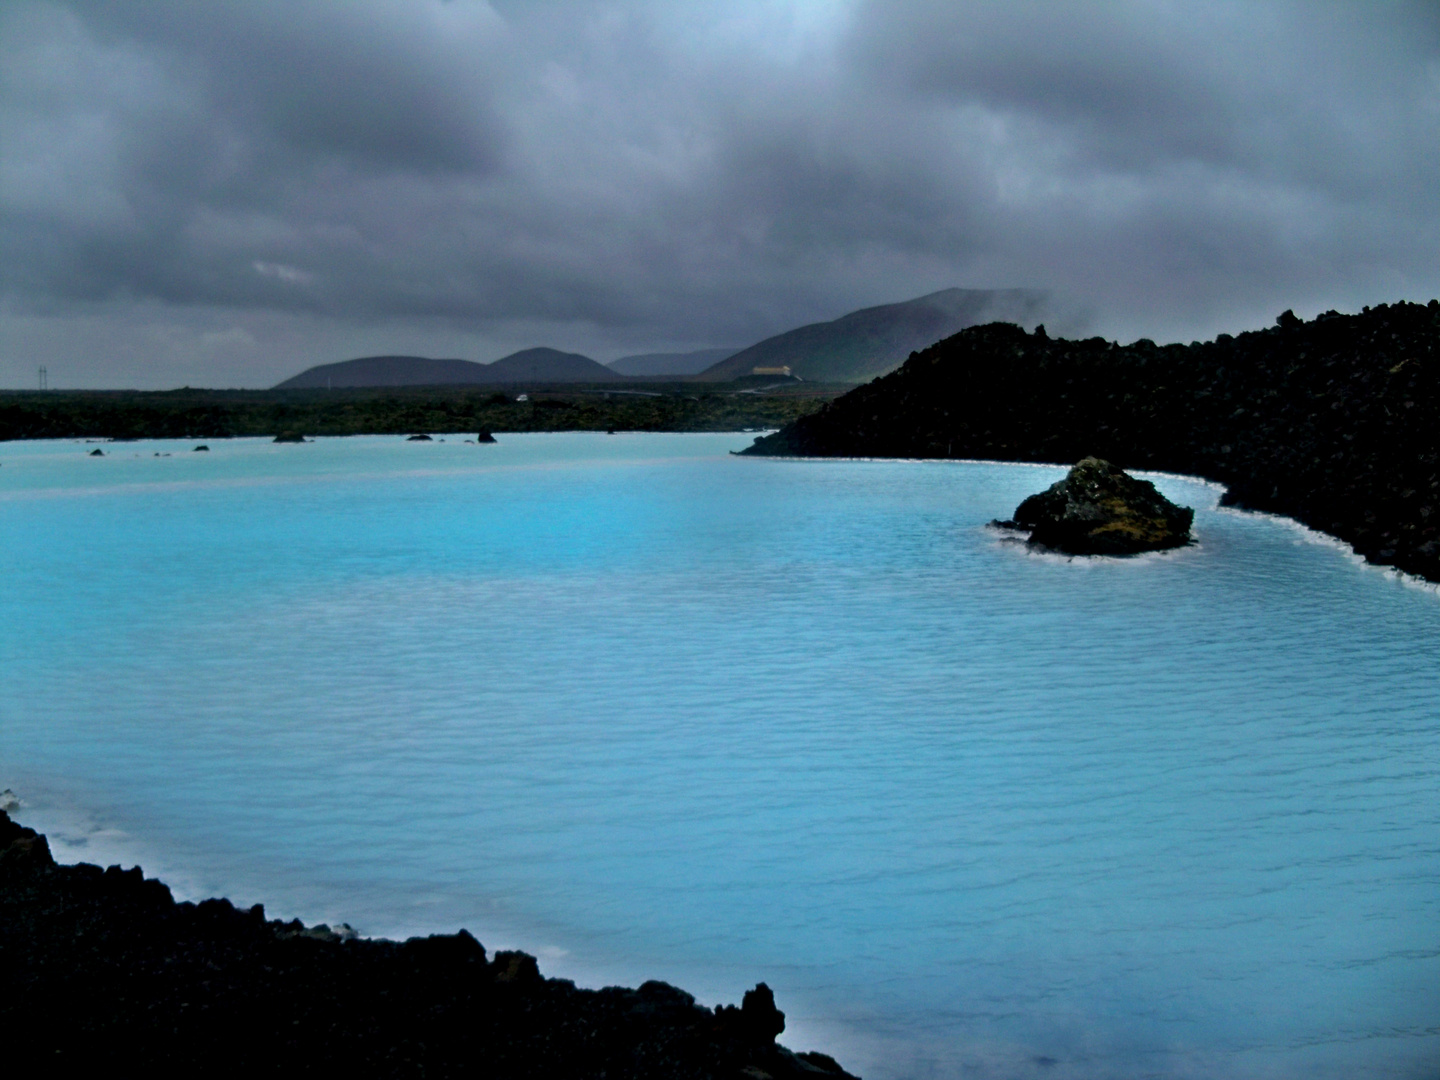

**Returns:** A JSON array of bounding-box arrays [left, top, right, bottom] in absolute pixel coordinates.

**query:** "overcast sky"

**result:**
[[2, 1, 1437, 388]]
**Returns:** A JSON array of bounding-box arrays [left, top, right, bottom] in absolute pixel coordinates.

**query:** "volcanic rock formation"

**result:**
[[743, 302, 1440, 583], [0, 809, 855, 1078], [999, 457, 1193, 554]]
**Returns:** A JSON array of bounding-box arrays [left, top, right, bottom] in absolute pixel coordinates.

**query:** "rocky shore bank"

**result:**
[[744, 302, 1440, 583], [0, 810, 856, 1078]]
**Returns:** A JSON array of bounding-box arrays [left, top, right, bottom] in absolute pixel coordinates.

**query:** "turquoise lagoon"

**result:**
[[0, 433, 1435, 1079]]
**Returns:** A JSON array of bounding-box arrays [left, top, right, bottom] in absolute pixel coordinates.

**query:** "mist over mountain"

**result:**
[[606, 349, 738, 378], [696, 288, 1050, 383], [276, 348, 620, 388]]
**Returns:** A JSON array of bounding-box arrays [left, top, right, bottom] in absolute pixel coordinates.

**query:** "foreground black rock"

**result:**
[[0, 810, 856, 1078], [273, 430, 306, 443], [999, 457, 1193, 555], [744, 302, 1440, 583]]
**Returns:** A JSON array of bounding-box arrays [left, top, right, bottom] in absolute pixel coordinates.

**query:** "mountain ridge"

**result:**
[[275, 348, 621, 389], [273, 288, 1053, 389], [695, 287, 1050, 383], [605, 348, 738, 377]]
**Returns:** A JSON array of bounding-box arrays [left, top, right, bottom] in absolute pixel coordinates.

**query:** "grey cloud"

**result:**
[[1, 0, 1438, 387], [843, 1, 1440, 327], [70, 0, 506, 175], [2, 1, 506, 313]]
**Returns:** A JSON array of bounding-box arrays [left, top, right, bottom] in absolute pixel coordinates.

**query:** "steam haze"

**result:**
[[2, 1, 1437, 387]]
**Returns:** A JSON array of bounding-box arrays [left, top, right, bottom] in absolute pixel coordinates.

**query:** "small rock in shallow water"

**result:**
[[407, 434, 432, 441], [1001, 457, 1193, 555]]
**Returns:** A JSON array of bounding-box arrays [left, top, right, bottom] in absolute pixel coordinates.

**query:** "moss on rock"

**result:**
[[1007, 457, 1193, 555]]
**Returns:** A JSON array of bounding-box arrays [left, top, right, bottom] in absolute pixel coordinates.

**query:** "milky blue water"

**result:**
[[1, 433, 1436, 1079]]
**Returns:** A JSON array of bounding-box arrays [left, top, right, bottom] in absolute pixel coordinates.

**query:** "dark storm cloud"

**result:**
[[1, 1, 504, 313], [846, 2, 1440, 319], [863, 2, 1440, 201], [1, 0, 1438, 385], [77, 1, 504, 174]]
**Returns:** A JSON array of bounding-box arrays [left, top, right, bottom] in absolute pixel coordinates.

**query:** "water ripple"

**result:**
[[1, 434, 1436, 1080]]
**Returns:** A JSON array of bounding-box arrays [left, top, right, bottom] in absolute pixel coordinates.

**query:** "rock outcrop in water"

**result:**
[[0, 809, 855, 1078], [743, 302, 1440, 583], [999, 457, 1193, 555]]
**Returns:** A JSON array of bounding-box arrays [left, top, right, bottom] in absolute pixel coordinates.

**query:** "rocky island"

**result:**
[[0, 809, 856, 1078], [997, 457, 1194, 555], [744, 302, 1439, 584]]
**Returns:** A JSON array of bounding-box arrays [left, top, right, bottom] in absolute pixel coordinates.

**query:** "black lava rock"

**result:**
[[0, 809, 857, 1079], [745, 301, 1440, 583], [477, 430, 497, 443], [1004, 457, 1193, 555], [273, 431, 306, 443], [407, 433, 433, 441]]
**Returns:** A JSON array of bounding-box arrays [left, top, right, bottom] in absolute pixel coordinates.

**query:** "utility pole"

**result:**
[[38, 366, 47, 391]]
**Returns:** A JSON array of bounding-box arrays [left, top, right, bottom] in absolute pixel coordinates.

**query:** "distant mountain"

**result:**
[[605, 348, 739, 377], [274, 348, 622, 389], [275, 356, 490, 389], [483, 347, 621, 382], [272, 290, 1051, 388], [696, 288, 1050, 383]]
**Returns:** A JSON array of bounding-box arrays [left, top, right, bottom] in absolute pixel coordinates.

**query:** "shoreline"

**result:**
[[744, 304, 1440, 584], [753, 453, 1440, 593], [0, 807, 858, 1077], [10, 427, 1434, 596], [0, 383, 843, 443]]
